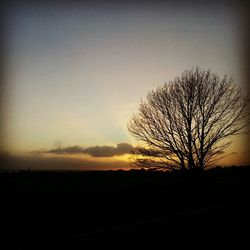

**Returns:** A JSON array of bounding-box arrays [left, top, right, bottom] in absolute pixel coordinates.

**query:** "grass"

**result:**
[[1, 166, 250, 248]]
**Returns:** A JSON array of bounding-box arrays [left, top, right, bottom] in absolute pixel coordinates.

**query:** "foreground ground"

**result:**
[[1, 166, 250, 249]]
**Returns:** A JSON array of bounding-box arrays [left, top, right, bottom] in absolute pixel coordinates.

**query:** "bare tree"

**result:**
[[128, 67, 249, 171]]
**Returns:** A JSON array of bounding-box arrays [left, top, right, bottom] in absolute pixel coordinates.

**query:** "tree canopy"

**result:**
[[128, 67, 249, 171]]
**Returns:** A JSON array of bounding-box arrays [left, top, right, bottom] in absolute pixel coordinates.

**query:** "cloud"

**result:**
[[83, 143, 133, 157], [0, 152, 130, 171], [46, 143, 134, 157], [47, 145, 84, 154]]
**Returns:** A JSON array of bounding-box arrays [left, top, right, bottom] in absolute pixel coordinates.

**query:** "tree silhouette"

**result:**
[[128, 67, 249, 171]]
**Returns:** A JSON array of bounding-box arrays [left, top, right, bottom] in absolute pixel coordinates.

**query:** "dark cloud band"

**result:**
[[47, 143, 134, 157]]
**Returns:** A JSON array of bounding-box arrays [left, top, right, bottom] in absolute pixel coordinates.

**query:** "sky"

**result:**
[[1, 0, 249, 170]]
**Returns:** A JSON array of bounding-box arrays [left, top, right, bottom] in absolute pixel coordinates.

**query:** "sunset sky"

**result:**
[[1, 1, 249, 170]]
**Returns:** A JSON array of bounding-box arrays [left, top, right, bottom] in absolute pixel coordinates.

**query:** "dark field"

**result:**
[[1, 167, 250, 249]]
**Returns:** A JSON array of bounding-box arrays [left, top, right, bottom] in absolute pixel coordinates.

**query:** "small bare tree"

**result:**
[[128, 67, 249, 171]]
